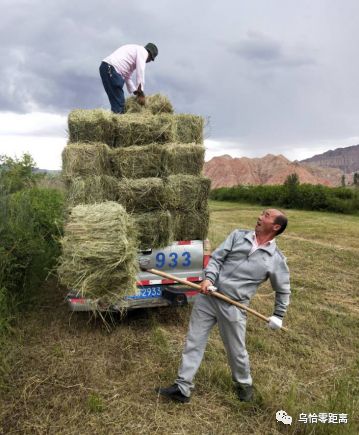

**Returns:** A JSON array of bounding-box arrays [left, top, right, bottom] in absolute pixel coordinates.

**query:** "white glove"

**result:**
[[268, 315, 283, 330], [208, 285, 217, 292]]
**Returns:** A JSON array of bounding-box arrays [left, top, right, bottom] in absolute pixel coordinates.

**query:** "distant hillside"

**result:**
[[300, 144, 359, 173], [33, 168, 61, 175], [204, 154, 342, 189]]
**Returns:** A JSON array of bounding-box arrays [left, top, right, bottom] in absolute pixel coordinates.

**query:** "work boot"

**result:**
[[236, 384, 254, 402], [156, 384, 190, 403]]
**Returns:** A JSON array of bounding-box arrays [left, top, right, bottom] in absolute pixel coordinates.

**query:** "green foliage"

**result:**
[[0, 287, 11, 335], [9, 188, 64, 242], [210, 184, 359, 214], [86, 393, 105, 413], [0, 154, 65, 337], [284, 172, 300, 186], [0, 153, 43, 193], [0, 187, 64, 300]]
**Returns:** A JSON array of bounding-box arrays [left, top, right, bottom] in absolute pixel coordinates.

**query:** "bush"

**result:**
[[210, 184, 359, 214], [0, 188, 64, 299], [0, 154, 65, 336], [9, 188, 64, 242], [0, 154, 42, 193]]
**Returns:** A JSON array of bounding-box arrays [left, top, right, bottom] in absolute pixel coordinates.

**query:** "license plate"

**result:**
[[127, 286, 162, 299]]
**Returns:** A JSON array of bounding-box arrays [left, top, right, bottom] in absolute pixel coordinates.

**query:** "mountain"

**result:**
[[300, 144, 359, 173], [203, 154, 342, 188]]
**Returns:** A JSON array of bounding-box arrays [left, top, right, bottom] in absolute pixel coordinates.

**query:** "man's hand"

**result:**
[[200, 279, 217, 295], [136, 94, 146, 106], [134, 84, 145, 105], [134, 84, 145, 97], [267, 315, 283, 330]]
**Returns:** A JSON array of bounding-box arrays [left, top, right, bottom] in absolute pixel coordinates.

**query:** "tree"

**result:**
[[284, 173, 300, 186], [353, 172, 359, 186], [341, 174, 346, 187], [0, 153, 42, 194], [282, 173, 300, 208]]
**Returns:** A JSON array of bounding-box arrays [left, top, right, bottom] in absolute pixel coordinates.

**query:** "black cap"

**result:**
[[145, 43, 158, 61]]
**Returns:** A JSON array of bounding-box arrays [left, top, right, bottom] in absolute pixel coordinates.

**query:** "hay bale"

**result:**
[[111, 142, 204, 179], [57, 202, 138, 300], [162, 143, 205, 176], [172, 208, 209, 241], [125, 96, 144, 114], [125, 94, 173, 115], [146, 94, 173, 114], [68, 109, 116, 146], [165, 175, 211, 211], [117, 178, 166, 212], [134, 210, 172, 249], [68, 109, 203, 148], [113, 113, 176, 147], [62, 142, 111, 179], [110, 144, 163, 178], [66, 176, 118, 207], [175, 114, 204, 144]]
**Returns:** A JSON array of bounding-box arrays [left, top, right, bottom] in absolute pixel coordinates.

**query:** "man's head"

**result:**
[[145, 43, 158, 62], [255, 209, 287, 238]]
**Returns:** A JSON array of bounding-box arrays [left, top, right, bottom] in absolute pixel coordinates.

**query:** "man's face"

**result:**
[[255, 209, 282, 235]]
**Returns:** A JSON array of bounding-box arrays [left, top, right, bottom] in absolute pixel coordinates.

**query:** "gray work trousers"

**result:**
[[176, 294, 252, 397]]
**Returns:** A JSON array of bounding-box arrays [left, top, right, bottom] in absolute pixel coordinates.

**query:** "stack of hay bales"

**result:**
[[58, 202, 138, 301], [68, 112, 203, 147], [166, 175, 211, 241], [59, 94, 210, 299]]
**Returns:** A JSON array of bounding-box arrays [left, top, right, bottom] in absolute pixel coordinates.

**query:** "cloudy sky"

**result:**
[[1, 0, 359, 169]]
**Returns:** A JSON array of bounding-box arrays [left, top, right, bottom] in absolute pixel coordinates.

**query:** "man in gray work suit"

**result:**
[[157, 209, 290, 403]]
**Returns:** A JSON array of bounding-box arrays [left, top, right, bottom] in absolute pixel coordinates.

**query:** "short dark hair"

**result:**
[[274, 214, 288, 235]]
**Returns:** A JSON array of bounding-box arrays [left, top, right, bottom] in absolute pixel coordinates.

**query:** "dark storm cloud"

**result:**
[[1, 0, 359, 154], [229, 34, 315, 68], [0, 0, 160, 113]]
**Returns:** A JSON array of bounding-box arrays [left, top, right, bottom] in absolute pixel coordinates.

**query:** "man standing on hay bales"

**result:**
[[157, 209, 290, 403], [99, 43, 158, 114]]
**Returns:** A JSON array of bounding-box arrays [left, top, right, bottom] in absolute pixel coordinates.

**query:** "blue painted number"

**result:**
[[169, 252, 178, 268], [156, 252, 166, 268], [155, 251, 192, 268], [182, 251, 191, 267]]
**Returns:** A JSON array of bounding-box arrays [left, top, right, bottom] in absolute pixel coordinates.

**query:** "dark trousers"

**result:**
[[99, 61, 125, 114]]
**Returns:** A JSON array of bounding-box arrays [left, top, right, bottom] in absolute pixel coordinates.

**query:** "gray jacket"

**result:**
[[205, 229, 290, 318]]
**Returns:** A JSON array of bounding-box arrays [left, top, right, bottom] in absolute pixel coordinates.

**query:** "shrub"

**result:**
[[0, 153, 65, 335], [0, 153, 42, 193], [210, 184, 359, 214], [9, 188, 64, 243], [0, 187, 64, 299]]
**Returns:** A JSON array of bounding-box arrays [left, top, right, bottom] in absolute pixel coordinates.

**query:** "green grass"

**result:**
[[0, 201, 358, 434], [87, 393, 105, 413]]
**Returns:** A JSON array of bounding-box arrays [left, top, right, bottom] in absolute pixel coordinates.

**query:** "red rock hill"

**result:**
[[204, 154, 342, 188]]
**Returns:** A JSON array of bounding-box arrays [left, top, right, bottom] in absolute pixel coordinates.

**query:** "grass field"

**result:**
[[0, 201, 358, 434]]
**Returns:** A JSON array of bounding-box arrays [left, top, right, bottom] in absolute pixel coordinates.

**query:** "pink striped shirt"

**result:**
[[103, 44, 148, 94]]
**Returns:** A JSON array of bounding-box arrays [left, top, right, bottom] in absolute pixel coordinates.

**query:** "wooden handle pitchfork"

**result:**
[[145, 268, 288, 332]]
